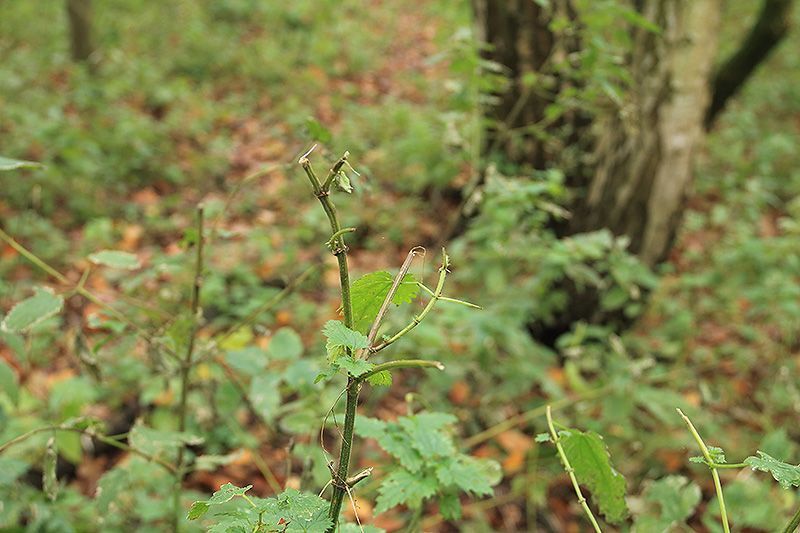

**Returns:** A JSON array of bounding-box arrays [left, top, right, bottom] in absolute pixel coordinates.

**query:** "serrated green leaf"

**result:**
[[355, 418, 424, 472], [187, 501, 210, 520], [366, 370, 392, 387], [322, 320, 369, 362], [375, 469, 438, 513], [560, 429, 628, 523], [439, 491, 462, 520], [188, 482, 254, 520], [435, 455, 498, 496], [0, 155, 41, 171], [633, 475, 701, 532], [268, 328, 304, 360], [336, 355, 374, 377], [88, 250, 141, 270], [350, 271, 420, 333], [535, 433, 552, 443], [255, 488, 330, 533], [1, 288, 63, 333], [209, 483, 253, 504], [399, 413, 457, 458], [0, 360, 19, 404], [43, 436, 58, 501], [690, 446, 726, 466], [745, 451, 800, 489]]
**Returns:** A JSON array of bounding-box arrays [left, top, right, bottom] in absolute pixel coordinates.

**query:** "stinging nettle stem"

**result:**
[[299, 151, 358, 530], [546, 406, 603, 533], [677, 408, 731, 533]]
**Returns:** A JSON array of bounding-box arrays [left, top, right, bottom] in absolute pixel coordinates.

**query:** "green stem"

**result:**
[[0, 425, 176, 474], [322, 151, 350, 192], [299, 150, 357, 531], [174, 205, 205, 531], [677, 409, 730, 533], [782, 503, 800, 533], [546, 406, 603, 533], [369, 251, 449, 354], [357, 359, 444, 383]]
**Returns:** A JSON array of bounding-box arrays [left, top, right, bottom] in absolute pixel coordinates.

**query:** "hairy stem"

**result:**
[[546, 406, 602, 533], [678, 409, 730, 533]]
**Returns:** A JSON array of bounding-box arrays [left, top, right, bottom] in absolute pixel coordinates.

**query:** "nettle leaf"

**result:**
[[336, 355, 374, 377], [0, 155, 41, 171], [439, 491, 462, 521], [322, 320, 369, 362], [690, 445, 726, 466], [355, 417, 424, 472], [633, 475, 701, 532], [350, 271, 419, 333], [435, 455, 499, 496], [88, 250, 141, 270], [745, 451, 800, 489], [1, 288, 63, 333], [560, 429, 628, 523], [400, 413, 457, 458], [188, 482, 253, 520], [254, 489, 331, 533], [375, 469, 438, 513], [366, 370, 392, 387]]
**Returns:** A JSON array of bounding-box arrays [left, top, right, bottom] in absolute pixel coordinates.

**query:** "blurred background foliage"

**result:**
[[2, 0, 800, 531]]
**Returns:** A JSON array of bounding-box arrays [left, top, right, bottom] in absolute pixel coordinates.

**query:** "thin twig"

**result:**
[[356, 359, 444, 383], [369, 250, 450, 354], [677, 408, 731, 533], [546, 406, 602, 533], [360, 247, 424, 359], [0, 425, 177, 474]]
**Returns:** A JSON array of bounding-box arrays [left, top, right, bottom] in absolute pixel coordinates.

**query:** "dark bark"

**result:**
[[66, 0, 94, 65], [706, 0, 795, 129]]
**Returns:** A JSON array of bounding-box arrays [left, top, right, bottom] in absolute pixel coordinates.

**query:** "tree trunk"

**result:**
[[66, 0, 94, 65], [468, 1, 793, 338], [572, 0, 722, 266]]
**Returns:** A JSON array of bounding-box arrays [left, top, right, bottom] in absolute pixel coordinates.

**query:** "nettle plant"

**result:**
[[0, 151, 499, 532], [536, 406, 800, 532]]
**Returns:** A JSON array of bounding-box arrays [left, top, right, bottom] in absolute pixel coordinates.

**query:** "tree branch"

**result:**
[[705, 0, 795, 129]]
